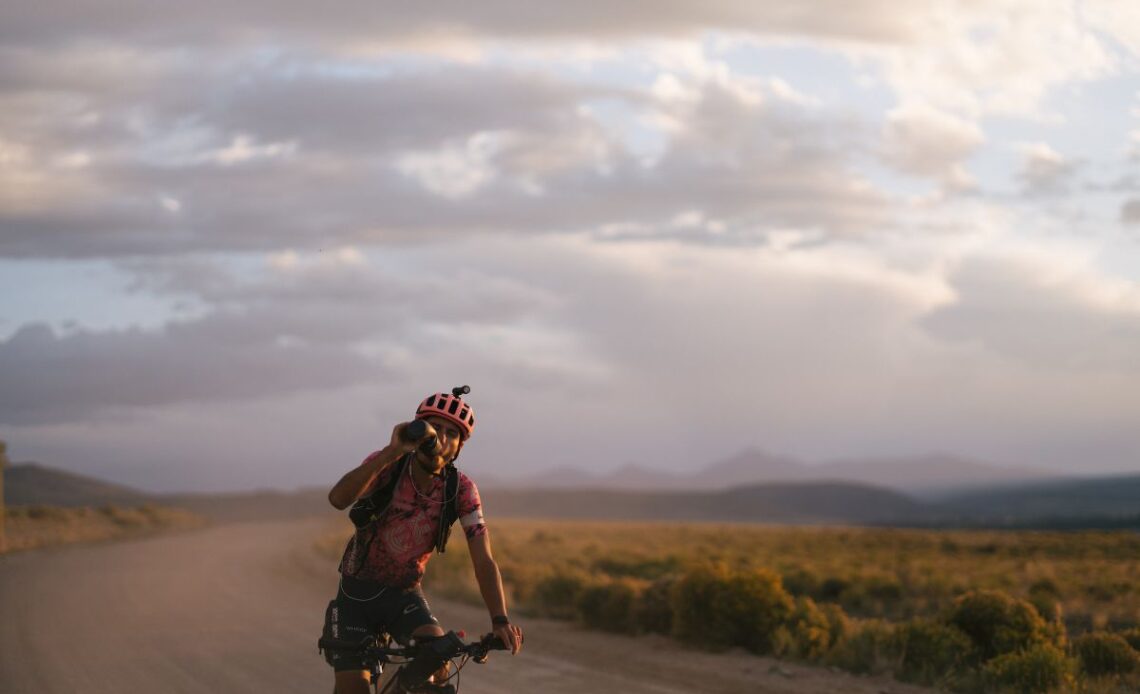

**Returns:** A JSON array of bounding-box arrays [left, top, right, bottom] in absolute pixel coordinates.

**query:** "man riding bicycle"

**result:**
[[324, 387, 523, 693]]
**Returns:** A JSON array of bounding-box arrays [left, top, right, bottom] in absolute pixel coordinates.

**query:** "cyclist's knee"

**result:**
[[334, 669, 371, 694], [411, 624, 445, 639]]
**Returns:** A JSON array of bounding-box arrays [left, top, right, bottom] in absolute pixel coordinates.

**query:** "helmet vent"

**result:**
[[448, 399, 460, 415]]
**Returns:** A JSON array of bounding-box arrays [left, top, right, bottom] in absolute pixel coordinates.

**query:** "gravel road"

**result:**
[[0, 519, 932, 694]]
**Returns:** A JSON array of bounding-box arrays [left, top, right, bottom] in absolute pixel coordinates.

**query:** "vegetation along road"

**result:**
[[0, 518, 930, 693]]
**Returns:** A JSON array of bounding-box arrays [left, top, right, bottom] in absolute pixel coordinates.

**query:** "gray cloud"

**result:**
[[921, 256, 1140, 371], [0, 319, 376, 425], [0, 250, 561, 425], [6, 236, 1140, 487], [1122, 198, 1140, 225], [0, 48, 889, 259], [1017, 143, 1076, 195], [0, 2, 919, 50]]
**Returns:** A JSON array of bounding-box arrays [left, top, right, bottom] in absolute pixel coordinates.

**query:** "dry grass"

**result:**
[[3, 504, 206, 553], [316, 518, 1140, 631], [316, 518, 1140, 693]]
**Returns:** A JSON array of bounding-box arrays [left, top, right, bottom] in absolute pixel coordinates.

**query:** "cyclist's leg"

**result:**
[[323, 586, 380, 694], [388, 589, 450, 689], [334, 670, 372, 694]]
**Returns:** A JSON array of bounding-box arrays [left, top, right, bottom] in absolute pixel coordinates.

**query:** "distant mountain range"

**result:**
[[481, 482, 928, 525], [5, 458, 1138, 528], [487, 448, 1065, 496]]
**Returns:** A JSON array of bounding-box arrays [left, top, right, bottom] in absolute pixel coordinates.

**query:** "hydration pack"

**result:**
[[346, 454, 461, 558]]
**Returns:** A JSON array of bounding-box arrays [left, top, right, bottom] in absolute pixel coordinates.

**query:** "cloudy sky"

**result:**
[[2, 1, 1139, 492]]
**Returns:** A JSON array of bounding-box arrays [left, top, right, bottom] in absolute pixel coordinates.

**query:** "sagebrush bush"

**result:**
[[577, 578, 642, 634], [947, 590, 1053, 662], [981, 643, 1075, 694], [782, 567, 821, 598], [776, 596, 833, 660], [634, 576, 674, 635], [820, 602, 853, 648], [1118, 627, 1140, 652], [1072, 632, 1139, 677], [826, 619, 900, 675], [530, 569, 590, 620], [894, 618, 972, 686], [670, 563, 793, 654]]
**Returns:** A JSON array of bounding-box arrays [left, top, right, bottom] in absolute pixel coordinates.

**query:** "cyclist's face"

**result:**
[[423, 416, 462, 464]]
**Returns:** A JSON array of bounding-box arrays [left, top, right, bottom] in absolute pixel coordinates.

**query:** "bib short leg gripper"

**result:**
[[396, 633, 461, 692]]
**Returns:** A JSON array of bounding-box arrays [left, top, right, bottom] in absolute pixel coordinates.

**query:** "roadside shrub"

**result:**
[[895, 618, 972, 686], [1072, 632, 1139, 677], [670, 563, 793, 654], [947, 590, 1053, 662], [981, 643, 1075, 694], [821, 603, 853, 648], [776, 596, 833, 660], [826, 619, 901, 675], [577, 578, 642, 634], [1118, 627, 1140, 652], [592, 556, 680, 580], [818, 576, 850, 602], [530, 569, 590, 620], [100, 505, 147, 528], [782, 567, 821, 597], [634, 576, 674, 635]]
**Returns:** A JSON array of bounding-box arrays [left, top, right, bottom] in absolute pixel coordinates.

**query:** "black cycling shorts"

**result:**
[[322, 574, 440, 672]]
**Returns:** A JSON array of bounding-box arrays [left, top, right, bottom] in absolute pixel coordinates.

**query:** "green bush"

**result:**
[[820, 602, 852, 648], [782, 567, 821, 597], [826, 619, 901, 675], [1118, 627, 1140, 652], [577, 578, 642, 634], [634, 576, 674, 635], [592, 556, 680, 580], [947, 590, 1053, 663], [894, 618, 972, 686], [1026, 593, 1062, 625], [1072, 632, 1139, 677], [670, 564, 794, 654], [530, 569, 590, 620], [777, 596, 833, 660], [981, 643, 1075, 694], [818, 576, 850, 602]]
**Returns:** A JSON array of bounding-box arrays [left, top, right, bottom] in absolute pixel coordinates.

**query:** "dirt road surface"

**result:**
[[0, 519, 932, 693]]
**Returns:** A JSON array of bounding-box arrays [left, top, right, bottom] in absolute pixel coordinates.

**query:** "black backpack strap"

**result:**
[[344, 455, 410, 575], [348, 455, 409, 529], [435, 464, 460, 554]]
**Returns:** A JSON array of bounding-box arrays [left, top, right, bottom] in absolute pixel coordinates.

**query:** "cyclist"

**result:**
[[324, 388, 523, 694]]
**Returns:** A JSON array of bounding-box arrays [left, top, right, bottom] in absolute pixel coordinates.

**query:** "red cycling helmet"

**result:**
[[415, 386, 476, 440]]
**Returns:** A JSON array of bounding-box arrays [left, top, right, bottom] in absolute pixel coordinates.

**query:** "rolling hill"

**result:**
[[5, 463, 152, 507]]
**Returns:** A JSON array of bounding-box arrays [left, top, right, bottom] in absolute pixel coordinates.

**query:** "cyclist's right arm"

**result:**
[[327, 423, 415, 510]]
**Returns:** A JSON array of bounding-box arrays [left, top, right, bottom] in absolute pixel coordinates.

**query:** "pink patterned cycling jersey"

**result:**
[[338, 452, 487, 588]]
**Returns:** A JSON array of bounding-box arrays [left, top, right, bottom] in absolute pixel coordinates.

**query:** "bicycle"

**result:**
[[318, 629, 508, 694]]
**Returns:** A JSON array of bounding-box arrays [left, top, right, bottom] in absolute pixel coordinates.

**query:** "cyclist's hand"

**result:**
[[494, 623, 523, 654], [388, 422, 418, 454]]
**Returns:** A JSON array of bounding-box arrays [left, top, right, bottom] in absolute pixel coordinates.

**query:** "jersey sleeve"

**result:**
[[456, 472, 487, 540], [358, 450, 397, 497]]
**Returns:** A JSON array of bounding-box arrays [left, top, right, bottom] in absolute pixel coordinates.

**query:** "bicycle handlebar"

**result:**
[[318, 631, 507, 662]]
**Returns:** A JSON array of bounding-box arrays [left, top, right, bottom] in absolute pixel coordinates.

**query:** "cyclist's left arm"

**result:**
[[468, 532, 523, 654]]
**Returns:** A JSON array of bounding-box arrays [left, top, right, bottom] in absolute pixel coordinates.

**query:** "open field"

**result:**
[[316, 518, 1140, 692], [2, 504, 205, 553]]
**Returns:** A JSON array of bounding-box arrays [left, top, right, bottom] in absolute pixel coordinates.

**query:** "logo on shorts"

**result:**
[[403, 603, 419, 615]]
